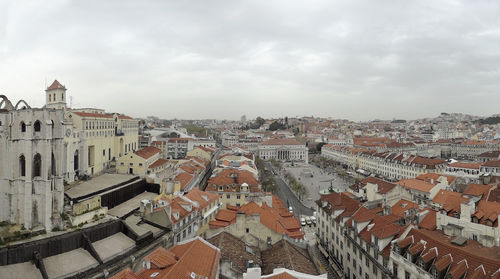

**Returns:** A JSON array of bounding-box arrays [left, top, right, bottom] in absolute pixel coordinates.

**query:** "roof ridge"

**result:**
[[282, 240, 295, 271]]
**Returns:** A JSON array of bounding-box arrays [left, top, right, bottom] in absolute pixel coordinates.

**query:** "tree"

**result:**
[[269, 121, 286, 131], [316, 142, 326, 152]]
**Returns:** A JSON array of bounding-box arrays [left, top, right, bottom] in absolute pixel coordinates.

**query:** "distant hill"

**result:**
[[478, 116, 500, 125]]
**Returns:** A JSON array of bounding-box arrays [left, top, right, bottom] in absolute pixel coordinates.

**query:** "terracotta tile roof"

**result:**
[[483, 160, 500, 168], [207, 232, 262, 274], [144, 247, 177, 269], [73, 111, 114, 118], [148, 158, 168, 169], [397, 235, 414, 248], [408, 241, 425, 255], [215, 209, 237, 222], [397, 178, 435, 193], [434, 253, 453, 271], [135, 146, 161, 159], [410, 157, 446, 169], [416, 173, 456, 185], [469, 265, 486, 279], [404, 228, 500, 278], [118, 114, 134, 120], [421, 247, 438, 263], [173, 172, 194, 191], [239, 201, 264, 216], [391, 199, 420, 218], [110, 268, 142, 279], [260, 138, 303, 146], [355, 177, 396, 194], [418, 210, 437, 230], [207, 169, 259, 187], [449, 162, 481, 170], [464, 184, 494, 197], [261, 240, 318, 276], [149, 237, 220, 279], [472, 200, 500, 226], [184, 188, 218, 210], [46, 80, 66, 90], [432, 190, 468, 213], [448, 259, 468, 279], [351, 206, 375, 223]]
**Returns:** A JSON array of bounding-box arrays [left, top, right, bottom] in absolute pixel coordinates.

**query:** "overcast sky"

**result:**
[[1, 0, 500, 121]]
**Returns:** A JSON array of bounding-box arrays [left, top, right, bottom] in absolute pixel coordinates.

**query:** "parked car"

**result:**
[[311, 216, 317, 224], [288, 206, 293, 213], [305, 216, 312, 226], [300, 217, 306, 226]]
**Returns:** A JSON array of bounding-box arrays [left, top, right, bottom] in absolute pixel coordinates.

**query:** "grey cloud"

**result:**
[[1, 0, 500, 121]]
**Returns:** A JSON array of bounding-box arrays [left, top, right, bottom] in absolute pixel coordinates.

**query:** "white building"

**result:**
[[258, 138, 308, 163]]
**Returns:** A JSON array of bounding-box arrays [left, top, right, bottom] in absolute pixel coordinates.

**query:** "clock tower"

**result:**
[[45, 80, 67, 110]]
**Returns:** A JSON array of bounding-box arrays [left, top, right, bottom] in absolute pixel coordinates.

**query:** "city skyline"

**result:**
[[2, 1, 500, 121]]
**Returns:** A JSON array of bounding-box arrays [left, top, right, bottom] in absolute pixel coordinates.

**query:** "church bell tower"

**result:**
[[45, 80, 67, 110]]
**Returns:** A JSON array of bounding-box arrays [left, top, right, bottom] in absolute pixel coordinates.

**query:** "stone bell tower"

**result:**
[[45, 80, 67, 110]]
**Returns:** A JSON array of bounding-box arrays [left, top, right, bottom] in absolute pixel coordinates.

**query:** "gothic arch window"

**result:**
[[34, 120, 41, 132], [19, 155, 26, 177], [33, 153, 42, 178], [21, 121, 26, 132], [51, 153, 56, 176]]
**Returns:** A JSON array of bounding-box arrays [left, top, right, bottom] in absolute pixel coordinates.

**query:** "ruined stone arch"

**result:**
[[14, 99, 31, 110], [0, 95, 14, 111]]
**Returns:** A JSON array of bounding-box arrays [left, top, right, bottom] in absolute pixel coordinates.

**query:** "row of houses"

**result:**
[[316, 175, 500, 279]]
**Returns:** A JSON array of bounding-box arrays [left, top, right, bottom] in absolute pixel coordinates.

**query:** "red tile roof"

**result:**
[[138, 237, 220, 279], [135, 146, 161, 159], [397, 179, 435, 193], [391, 199, 420, 218], [416, 173, 456, 185], [72, 111, 113, 118], [46, 80, 66, 90], [404, 228, 500, 278], [463, 184, 494, 197], [110, 268, 142, 279], [260, 138, 303, 146], [449, 162, 481, 170], [418, 210, 437, 230], [148, 158, 168, 169]]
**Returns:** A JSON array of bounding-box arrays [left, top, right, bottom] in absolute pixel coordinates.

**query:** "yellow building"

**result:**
[[184, 188, 219, 235], [116, 146, 166, 175], [186, 146, 213, 161], [42, 80, 140, 182], [205, 169, 261, 208]]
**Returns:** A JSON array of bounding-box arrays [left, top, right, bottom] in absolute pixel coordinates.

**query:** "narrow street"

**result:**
[[265, 161, 314, 217]]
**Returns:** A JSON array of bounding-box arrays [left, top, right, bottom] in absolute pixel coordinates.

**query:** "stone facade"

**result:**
[[0, 95, 66, 230]]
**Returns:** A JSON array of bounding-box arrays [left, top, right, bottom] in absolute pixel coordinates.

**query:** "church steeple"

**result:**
[[45, 80, 67, 110]]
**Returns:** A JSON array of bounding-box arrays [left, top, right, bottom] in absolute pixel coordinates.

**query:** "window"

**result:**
[[393, 264, 398, 277], [246, 228, 249, 233], [19, 155, 26, 176], [34, 120, 41, 132], [176, 234, 180, 242], [21, 122, 26, 132], [237, 194, 241, 199], [405, 271, 410, 279], [226, 194, 230, 199], [431, 268, 438, 279], [33, 153, 42, 178]]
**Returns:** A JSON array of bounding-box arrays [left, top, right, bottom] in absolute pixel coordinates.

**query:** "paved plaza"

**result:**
[[282, 162, 354, 209]]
